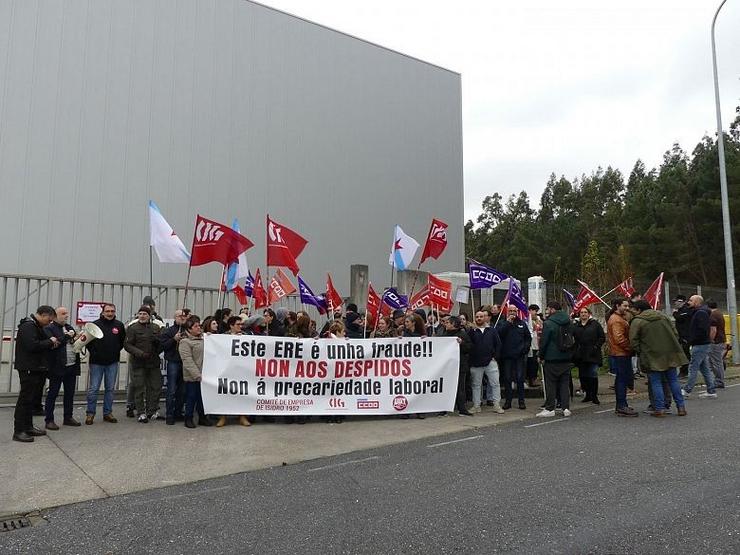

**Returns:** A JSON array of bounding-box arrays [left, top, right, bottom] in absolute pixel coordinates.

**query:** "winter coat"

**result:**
[[496, 318, 532, 359], [45, 321, 81, 377], [444, 328, 471, 373], [572, 318, 605, 365], [607, 313, 632, 356], [467, 326, 501, 367], [539, 311, 574, 362], [178, 334, 204, 382], [87, 317, 126, 365], [673, 304, 693, 342], [160, 324, 184, 362], [688, 305, 711, 346], [124, 321, 162, 369], [629, 309, 689, 371], [14, 315, 56, 372]]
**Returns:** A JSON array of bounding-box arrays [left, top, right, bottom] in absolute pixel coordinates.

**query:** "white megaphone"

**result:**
[[73, 322, 104, 353]]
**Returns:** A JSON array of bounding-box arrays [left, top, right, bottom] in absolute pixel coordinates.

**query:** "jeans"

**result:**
[[185, 381, 205, 419], [707, 343, 725, 387], [126, 360, 135, 409], [165, 360, 185, 418], [501, 357, 526, 403], [46, 373, 76, 422], [648, 369, 684, 410], [610, 355, 632, 409], [470, 361, 500, 407], [685, 344, 716, 394], [526, 352, 540, 382], [543, 361, 572, 411], [14, 370, 46, 433], [87, 363, 119, 416]]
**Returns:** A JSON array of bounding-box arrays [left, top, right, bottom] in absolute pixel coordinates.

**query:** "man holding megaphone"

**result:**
[[85, 303, 126, 425], [44, 307, 82, 429]]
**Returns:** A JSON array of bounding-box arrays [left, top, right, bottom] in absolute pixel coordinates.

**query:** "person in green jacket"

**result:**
[[537, 301, 574, 418], [628, 300, 688, 417]]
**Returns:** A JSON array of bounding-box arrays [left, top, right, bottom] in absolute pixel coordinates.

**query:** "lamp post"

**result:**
[[711, 0, 739, 363]]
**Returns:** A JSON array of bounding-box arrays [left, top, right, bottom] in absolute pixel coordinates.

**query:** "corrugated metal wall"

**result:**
[[0, 0, 464, 294]]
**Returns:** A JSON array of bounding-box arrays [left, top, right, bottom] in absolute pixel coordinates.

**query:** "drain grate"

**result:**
[[1, 516, 32, 532]]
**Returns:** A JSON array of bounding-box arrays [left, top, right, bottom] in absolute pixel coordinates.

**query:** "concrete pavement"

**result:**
[[1, 366, 737, 518]]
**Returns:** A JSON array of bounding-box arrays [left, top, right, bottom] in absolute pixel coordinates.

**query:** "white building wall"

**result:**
[[0, 0, 463, 295]]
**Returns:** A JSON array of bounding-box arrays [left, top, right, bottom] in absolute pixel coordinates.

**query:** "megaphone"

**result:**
[[73, 322, 104, 353]]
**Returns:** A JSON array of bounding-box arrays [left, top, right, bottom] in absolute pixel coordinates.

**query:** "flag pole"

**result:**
[[182, 263, 193, 309], [149, 246, 154, 297]]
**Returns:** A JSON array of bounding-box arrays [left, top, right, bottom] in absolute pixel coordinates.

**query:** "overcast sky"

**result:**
[[258, 0, 740, 223]]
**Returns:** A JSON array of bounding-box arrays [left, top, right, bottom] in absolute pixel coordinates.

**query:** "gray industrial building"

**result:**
[[0, 0, 463, 297]]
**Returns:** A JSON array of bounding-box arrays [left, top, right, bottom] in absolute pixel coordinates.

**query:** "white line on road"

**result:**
[[427, 435, 483, 448], [524, 418, 568, 428], [594, 408, 614, 414], [307, 456, 381, 473], [725, 383, 740, 388]]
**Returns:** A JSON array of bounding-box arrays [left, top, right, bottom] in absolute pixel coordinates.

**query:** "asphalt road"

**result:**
[[2, 385, 739, 554]]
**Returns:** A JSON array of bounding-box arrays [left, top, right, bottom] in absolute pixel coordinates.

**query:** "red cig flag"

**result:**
[[190, 215, 254, 267], [266, 215, 308, 276], [420, 218, 448, 265]]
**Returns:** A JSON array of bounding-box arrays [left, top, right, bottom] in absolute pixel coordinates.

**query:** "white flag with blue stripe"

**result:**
[[148, 201, 190, 263], [388, 225, 420, 271]]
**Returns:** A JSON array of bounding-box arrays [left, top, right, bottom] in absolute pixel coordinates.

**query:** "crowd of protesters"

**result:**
[[10, 291, 729, 442]]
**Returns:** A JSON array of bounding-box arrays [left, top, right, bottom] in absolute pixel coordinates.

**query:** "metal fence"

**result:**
[[0, 272, 311, 396]]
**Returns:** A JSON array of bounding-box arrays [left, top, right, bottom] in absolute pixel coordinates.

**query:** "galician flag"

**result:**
[[225, 218, 250, 291], [388, 225, 420, 271], [148, 201, 190, 263]]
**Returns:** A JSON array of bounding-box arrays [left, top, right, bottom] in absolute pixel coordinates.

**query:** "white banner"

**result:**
[[202, 335, 459, 416]]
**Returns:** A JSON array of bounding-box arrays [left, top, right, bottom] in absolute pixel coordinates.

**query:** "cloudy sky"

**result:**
[[259, 0, 740, 223]]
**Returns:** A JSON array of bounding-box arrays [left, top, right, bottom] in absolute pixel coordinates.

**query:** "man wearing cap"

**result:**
[[125, 296, 164, 417], [159, 309, 188, 425], [124, 306, 163, 423]]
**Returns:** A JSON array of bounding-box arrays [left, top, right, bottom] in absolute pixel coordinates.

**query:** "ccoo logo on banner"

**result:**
[[201, 336, 459, 415]]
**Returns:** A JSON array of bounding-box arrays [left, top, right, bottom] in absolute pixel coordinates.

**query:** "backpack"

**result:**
[[556, 323, 576, 353]]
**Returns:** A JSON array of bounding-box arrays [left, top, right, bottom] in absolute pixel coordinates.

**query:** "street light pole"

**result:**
[[711, 0, 739, 363]]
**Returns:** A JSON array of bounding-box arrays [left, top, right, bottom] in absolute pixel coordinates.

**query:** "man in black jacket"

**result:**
[[13, 305, 59, 442], [44, 307, 82, 429], [85, 303, 126, 425], [160, 309, 188, 425], [682, 295, 717, 398], [672, 295, 692, 377], [467, 310, 503, 414], [496, 305, 532, 410], [443, 316, 473, 416]]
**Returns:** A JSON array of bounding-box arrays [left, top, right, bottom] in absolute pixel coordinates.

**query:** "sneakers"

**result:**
[[85, 414, 94, 425], [137, 414, 149, 423], [536, 409, 556, 418], [149, 411, 160, 421], [563, 409, 572, 417], [698, 392, 718, 399], [469, 406, 481, 414], [615, 406, 638, 417], [681, 388, 690, 398], [493, 404, 505, 414]]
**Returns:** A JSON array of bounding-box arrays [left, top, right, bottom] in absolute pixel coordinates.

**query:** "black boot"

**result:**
[[581, 377, 593, 402], [591, 377, 600, 405], [184, 418, 196, 429], [198, 414, 213, 427]]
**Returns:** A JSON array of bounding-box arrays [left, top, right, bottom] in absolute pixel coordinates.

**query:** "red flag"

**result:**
[[573, 280, 603, 312], [267, 269, 297, 305], [420, 218, 448, 265], [366, 283, 383, 322], [233, 284, 248, 305], [266, 215, 308, 276], [409, 285, 430, 310], [615, 276, 635, 298], [643, 272, 664, 310], [252, 269, 268, 309], [190, 215, 253, 267], [325, 274, 343, 312], [428, 274, 453, 311]]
